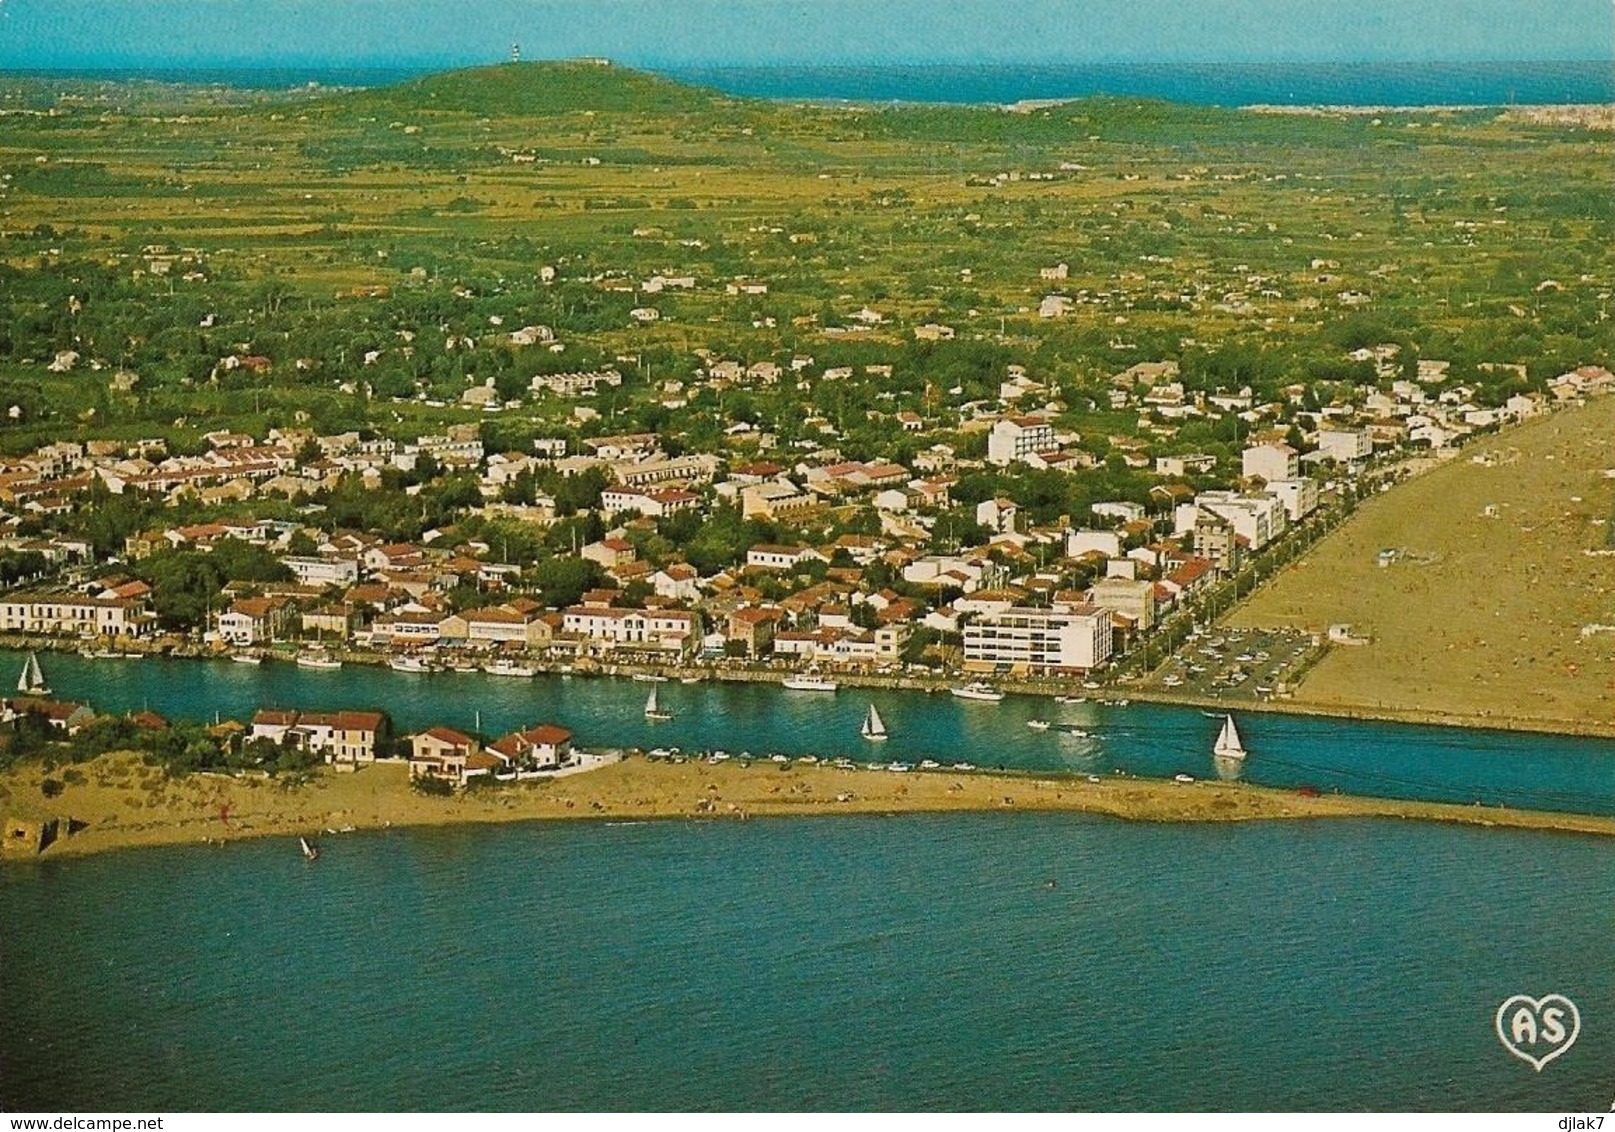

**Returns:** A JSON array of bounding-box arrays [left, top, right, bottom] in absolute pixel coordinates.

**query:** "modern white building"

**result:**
[[1088, 577, 1157, 631], [281, 556, 360, 587], [962, 605, 1113, 673], [1315, 428, 1373, 463], [1241, 442, 1299, 484], [1265, 478, 1321, 521], [987, 417, 1058, 467], [1066, 529, 1123, 559], [561, 607, 699, 653], [1195, 491, 1288, 551]]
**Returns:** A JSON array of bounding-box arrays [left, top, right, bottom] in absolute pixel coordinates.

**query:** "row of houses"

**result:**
[[244, 708, 581, 789]]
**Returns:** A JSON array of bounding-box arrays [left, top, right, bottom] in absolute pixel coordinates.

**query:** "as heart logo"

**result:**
[[1495, 994, 1580, 1071]]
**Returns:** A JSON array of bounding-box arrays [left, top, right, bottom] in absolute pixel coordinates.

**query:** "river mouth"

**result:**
[[9, 648, 1615, 817]]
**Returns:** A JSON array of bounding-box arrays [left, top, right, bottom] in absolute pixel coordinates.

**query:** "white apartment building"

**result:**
[[1316, 428, 1374, 463], [1195, 491, 1288, 551], [1241, 442, 1299, 483], [281, 556, 361, 587], [1087, 577, 1157, 631], [1066, 529, 1123, 559], [0, 593, 152, 638], [963, 605, 1113, 673], [1265, 478, 1321, 521], [987, 417, 1058, 467], [562, 607, 699, 654], [529, 369, 624, 397]]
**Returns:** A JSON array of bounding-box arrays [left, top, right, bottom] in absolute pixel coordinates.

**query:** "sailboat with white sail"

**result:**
[[644, 686, 672, 721], [860, 703, 888, 742], [17, 651, 48, 697], [1213, 714, 1247, 761]]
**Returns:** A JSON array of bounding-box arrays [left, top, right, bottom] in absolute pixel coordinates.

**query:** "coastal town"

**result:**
[[7, 0, 1615, 1112], [1, 349, 1606, 686], [0, 62, 1610, 826], [0, 346, 1606, 809]]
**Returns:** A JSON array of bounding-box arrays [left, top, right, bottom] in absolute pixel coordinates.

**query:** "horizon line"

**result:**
[[2, 55, 1613, 72]]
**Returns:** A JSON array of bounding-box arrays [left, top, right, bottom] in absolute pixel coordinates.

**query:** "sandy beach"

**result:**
[[3, 752, 1612, 863]]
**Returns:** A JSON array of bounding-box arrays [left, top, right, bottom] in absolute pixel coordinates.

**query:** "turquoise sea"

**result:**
[[2, 815, 1613, 1111], [13, 61, 1614, 106], [3, 653, 1614, 1111]]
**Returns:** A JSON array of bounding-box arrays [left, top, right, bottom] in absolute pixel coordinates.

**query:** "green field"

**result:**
[[0, 61, 1610, 460]]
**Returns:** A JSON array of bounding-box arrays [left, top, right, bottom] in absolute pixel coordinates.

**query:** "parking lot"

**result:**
[[1139, 626, 1322, 702]]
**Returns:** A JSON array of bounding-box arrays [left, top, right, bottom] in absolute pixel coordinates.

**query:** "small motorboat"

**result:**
[[783, 674, 840, 692], [1026, 719, 1051, 731], [483, 659, 537, 678]]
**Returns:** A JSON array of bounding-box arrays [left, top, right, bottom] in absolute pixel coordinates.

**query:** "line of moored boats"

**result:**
[[27, 646, 1249, 770]]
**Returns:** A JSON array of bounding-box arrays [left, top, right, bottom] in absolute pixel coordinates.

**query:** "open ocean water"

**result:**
[[2, 814, 1613, 1111], [8, 60, 1613, 106]]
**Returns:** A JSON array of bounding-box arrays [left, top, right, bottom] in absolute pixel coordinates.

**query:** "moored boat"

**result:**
[[230, 653, 263, 666], [644, 686, 673, 722], [483, 659, 537, 678], [17, 651, 49, 696], [950, 681, 1004, 703], [860, 703, 889, 742], [389, 655, 432, 673], [782, 674, 839, 692], [295, 651, 342, 670], [1213, 713, 1247, 761]]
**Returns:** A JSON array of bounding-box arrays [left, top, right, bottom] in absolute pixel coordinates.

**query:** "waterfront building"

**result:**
[[215, 596, 293, 646], [249, 709, 388, 767], [962, 605, 1112, 673], [561, 607, 699, 655], [408, 727, 489, 786], [0, 592, 154, 638], [488, 724, 573, 770]]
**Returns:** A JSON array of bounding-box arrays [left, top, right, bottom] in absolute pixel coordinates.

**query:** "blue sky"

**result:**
[[1, 0, 1611, 68]]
